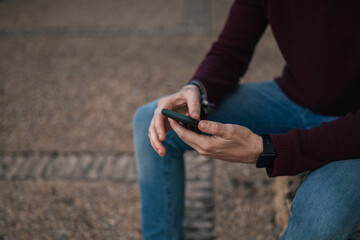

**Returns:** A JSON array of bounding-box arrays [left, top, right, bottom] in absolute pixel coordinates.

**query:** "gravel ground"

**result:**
[[0, 0, 291, 239], [214, 161, 281, 240], [0, 180, 141, 240], [0, 159, 282, 240]]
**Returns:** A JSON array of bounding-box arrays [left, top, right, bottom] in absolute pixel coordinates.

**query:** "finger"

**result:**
[[168, 118, 205, 149], [185, 90, 201, 120], [156, 97, 182, 140], [148, 118, 166, 156], [168, 119, 201, 152], [149, 119, 163, 154], [198, 120, 230, 138], [153, 108, 167, 141]]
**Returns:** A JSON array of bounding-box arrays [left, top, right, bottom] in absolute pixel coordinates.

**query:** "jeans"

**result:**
[[133, 81, 360, 240]]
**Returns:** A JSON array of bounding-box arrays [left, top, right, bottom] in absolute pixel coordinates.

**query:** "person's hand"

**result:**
[[148, 85, 201, 157], [168, 119, 263, 164]]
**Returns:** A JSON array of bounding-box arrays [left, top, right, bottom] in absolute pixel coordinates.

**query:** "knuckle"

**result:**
[[224, 124, 234, 136], [228, 124, 235, 131], [177, 132, 184, 139], [158, 97, 170, 107], [177, 93, 186, 101], [188, 101, 199, 106], [154, 108, 164, 118], [198, 148, 206, 156], [158, 97, 166, 104], [154, 108, 160, 116], [212, 123, 222, 134], [201, 142, 211, 152]]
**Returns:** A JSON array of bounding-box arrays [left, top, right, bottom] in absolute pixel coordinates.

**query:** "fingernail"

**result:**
[[192, 112, 200, 118], [158, 134, 162, 139], [158, 149, 162, 155], [200, 121, 208, 129]]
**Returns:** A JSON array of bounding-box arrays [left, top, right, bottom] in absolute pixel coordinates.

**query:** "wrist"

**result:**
[[256, 134, 276, 168], [181, 84, 199, 92], [250, 134, 263, 164]]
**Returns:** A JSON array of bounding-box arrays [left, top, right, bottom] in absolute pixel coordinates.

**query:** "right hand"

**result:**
[[149, 85, 201, 157]]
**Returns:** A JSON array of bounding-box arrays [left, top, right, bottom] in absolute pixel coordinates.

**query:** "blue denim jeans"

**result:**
[[133, 81, 360, 240]]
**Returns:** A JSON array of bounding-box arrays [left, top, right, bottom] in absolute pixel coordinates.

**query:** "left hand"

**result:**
[[168, 119, 263, 164]]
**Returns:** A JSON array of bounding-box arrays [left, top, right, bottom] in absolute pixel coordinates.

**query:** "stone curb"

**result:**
[[0, 152, 215, 240]]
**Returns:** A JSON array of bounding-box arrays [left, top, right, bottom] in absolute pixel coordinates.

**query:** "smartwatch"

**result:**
[[256, 134, 276, 168]]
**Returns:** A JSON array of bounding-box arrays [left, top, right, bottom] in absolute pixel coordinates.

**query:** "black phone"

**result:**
[[161, 108, 200, 133]]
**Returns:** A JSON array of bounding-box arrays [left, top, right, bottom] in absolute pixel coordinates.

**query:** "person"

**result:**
[[133, 0, 360, 239]]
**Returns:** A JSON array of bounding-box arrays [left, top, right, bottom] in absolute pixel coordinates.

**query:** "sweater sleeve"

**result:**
[[190, 0, 268, 105], [267, 109, 360, 177]]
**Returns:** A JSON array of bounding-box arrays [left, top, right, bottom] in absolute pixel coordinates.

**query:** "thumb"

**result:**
[[185, 89, 201, 120], [198, 120, 229, 137]]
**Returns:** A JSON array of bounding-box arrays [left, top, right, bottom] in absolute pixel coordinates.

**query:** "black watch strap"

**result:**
[[256, 134, 276, 168]]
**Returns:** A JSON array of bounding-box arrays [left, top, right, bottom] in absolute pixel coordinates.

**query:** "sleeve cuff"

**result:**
[[266, 130, 302, 177]]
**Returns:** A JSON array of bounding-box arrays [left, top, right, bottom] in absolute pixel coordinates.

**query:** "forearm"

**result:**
[[267, 109, 360, 177], [190, 0, 268, 105]]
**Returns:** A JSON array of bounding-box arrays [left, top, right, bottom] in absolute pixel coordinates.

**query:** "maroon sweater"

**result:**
[[191, 0, 360, 177]]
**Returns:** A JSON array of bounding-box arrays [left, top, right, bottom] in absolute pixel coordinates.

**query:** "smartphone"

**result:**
[[161, 108, 200, 133]]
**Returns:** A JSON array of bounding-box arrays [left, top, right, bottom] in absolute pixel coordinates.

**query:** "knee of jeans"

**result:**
[[133, 102, 156, 134], [162, 130, 190, 155], [288, 195, 354, 240], [133, 101, 190, 157]]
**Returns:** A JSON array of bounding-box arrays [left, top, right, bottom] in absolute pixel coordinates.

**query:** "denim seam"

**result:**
[[164, 158, 174, 239]]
